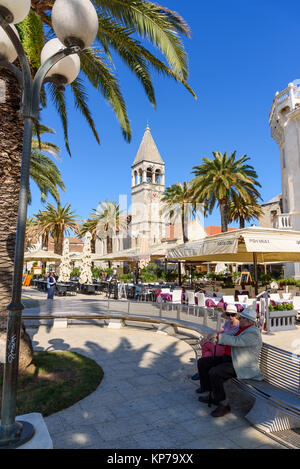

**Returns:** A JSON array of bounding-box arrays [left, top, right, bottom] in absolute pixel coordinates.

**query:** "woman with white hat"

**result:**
[[197, 307, 264, 418]]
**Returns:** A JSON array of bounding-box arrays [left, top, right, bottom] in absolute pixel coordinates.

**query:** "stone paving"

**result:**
[[27, 323, 286, 449]]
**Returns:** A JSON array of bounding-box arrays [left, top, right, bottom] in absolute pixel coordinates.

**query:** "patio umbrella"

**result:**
[[24, 250, 62, 262], [58, 238, 71, 282], [167, 226, 300, 294], [79, 231, 93, 285]]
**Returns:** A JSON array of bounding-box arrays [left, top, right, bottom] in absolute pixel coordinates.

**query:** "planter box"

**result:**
[[268, 310, 298, 332]]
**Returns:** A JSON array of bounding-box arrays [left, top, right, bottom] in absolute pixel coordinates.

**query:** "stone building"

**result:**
[[260, 79, 300, 277]]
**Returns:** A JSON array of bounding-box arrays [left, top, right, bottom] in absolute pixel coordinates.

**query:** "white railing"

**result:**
[[269, 84, 300, 124], [273, 213, 293, 229]]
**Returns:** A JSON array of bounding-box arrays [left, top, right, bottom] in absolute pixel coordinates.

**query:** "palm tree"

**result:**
[[0, 1, 195, 367], [79, 218, 99, 254], [191, 151, 261, 232], [29, 125, 65, 204], [32, 203, 80, 255], [94, 201, 127, 254], [161, 182, 195, 243], [228, 195, 264, 229]]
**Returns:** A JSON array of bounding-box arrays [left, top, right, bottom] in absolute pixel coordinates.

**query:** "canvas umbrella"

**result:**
[[167, 226, 300, 294], [23, 250, 62, 262], [58, 238, 71, 282], [79, 231, 93, 285]]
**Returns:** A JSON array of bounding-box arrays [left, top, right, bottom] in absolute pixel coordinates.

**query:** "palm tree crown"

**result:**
[[18, 1, 196, 153], [161, 182, 195, 243], [32, 202, 80, 255], [228, 196, 264, 229], [29, 125, 65, 203], [191, 151, 261, 232]]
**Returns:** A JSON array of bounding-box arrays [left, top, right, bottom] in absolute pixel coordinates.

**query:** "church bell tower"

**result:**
[[131, 125, 166, 246]]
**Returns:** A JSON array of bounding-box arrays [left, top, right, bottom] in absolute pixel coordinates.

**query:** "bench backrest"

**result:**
[[259, 343, 300, 396]]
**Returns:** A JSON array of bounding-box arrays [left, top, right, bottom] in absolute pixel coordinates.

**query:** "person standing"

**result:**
[[47, 272, 56, 300]]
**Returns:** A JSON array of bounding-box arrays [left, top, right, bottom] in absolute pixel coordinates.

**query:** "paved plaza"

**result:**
[[21, 288, 290, 449]]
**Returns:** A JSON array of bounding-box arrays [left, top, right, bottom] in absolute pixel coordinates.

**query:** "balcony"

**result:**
[[273, 213, 293, 230]]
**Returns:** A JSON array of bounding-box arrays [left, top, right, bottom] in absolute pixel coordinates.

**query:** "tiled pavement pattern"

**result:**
[[27, 324, 286, 449]]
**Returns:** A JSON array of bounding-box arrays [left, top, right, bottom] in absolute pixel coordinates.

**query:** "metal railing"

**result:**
[[23, 298, 224, 334]]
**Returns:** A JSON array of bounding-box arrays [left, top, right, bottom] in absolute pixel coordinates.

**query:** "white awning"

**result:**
[[167, 227, 300, 263]]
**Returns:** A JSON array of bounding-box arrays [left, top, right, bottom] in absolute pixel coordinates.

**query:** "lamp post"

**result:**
[[0, 0, 98, 448]]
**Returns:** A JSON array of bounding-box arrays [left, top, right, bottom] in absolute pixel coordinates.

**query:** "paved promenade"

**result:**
[[28, 325, 286, 449], [21, 287, 289, 449]]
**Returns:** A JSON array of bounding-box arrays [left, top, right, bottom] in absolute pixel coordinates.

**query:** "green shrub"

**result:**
[[70, 267, 80, 277], [165, 270, 178, 282], [118, 273, 134, 283]]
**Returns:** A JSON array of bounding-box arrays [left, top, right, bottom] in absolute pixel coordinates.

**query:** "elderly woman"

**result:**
[[197, 307, 264, 417]]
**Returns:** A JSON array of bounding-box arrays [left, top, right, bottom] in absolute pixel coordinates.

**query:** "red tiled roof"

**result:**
[[205, 226, 237, 236]]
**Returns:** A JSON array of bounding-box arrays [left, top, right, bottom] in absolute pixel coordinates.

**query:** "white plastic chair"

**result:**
[[292, 296, 300, 311], [223, 295, 235, 303], [195, 292, 205, 307], [171, 289, 182, 304], [269, 293, 280, 301], [246, 298, 257, 307], [238, 295, 248, 303], [281, 293, 292, 301], [186, 290, 195, 305], [205, 290, 214, 298], [160, 288, 171, 294]]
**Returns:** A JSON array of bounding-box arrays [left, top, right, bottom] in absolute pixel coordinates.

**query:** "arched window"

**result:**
[[155, 169, 161, 184], [146, 167, 153, 183], [134, 171, 138, 185]]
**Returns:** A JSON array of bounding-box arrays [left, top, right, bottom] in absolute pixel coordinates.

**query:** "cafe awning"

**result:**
[[167, 227, 300, 263], [24, 250, 62, 262]]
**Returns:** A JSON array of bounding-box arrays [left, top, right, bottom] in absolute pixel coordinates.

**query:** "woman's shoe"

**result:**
[[210, 404, 231, 417], [191, 373, 199, 381]]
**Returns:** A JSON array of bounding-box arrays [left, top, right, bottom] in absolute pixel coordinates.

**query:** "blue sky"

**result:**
[[28, 0, 300, 227]]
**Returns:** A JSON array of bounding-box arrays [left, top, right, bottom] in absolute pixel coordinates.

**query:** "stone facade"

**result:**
[[268, 80, 300, 277]]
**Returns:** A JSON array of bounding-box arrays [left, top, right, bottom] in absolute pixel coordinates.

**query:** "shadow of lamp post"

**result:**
[[0, 0, 98, 448]]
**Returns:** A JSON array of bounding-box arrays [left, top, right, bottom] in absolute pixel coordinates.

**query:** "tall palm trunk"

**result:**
[[0, 69, 33, 371], [239, 217, 245, 229], [220, 199, 229, 232], [54, 233, 64, 255], [181, 205, 189, 243]]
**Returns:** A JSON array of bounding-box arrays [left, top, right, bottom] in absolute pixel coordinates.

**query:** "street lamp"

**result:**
[[0, 0, 98, 448]]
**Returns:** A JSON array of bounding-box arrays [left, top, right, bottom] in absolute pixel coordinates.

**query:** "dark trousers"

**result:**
[[47, 285, 55, 299], [197, 355, 236, 403]]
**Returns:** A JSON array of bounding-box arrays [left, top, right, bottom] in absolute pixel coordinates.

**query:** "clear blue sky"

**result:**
[[28, 0, 300, 228]]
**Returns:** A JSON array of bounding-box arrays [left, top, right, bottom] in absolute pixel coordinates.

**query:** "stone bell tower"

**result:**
[[269, 79, 300, 277], [130, 125, 166, 246]]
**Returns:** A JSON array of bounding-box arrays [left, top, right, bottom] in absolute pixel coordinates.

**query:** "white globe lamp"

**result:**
[[52, 0, 98, 49], [0, 0, 31, 24], [0, 24, 19, 62], [41, 38, 80, 85]]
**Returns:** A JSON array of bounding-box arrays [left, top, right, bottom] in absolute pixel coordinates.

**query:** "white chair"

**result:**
[[292, 296, 300, 312], [161, 288, 171, 294], [171, 289, 182, 304], [195, 292, 205, 307], [246, 298, 257, 307], [223, 295, 235, 303], [238, 294, 248, 303], [215, 292, 224, 298], [281, 293, 292, 301], [186, 290, 196, 305], [205, 290, 214, 298], [269, 293, 280, 301]]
